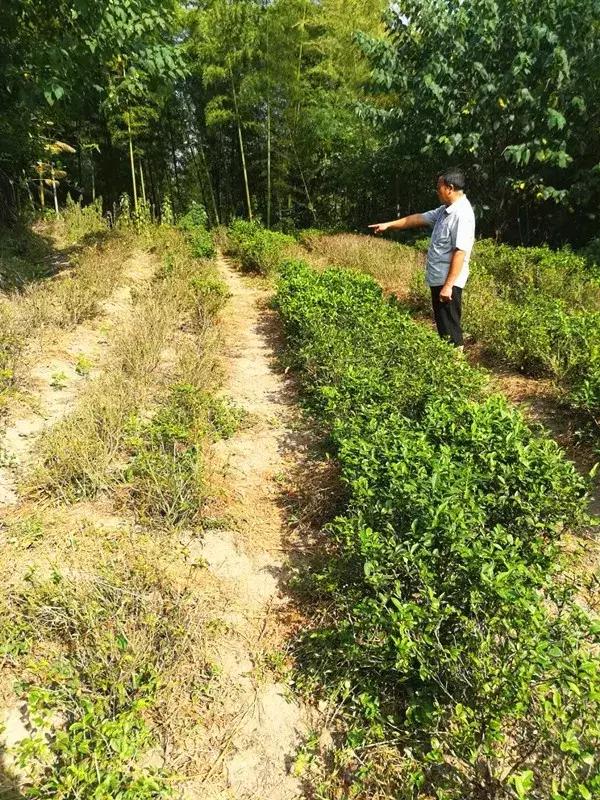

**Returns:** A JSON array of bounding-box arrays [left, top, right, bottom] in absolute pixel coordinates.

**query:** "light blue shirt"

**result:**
[[422, 195, 475, 288]]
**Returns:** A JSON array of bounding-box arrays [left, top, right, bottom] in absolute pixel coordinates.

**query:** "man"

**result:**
[[369, 169, 475, 348]]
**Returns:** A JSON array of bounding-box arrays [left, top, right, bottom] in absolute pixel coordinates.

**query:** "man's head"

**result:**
[[436, 168, 465, 205]]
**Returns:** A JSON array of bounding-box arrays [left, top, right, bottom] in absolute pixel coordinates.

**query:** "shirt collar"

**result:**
[[445, 194, 467, 215]]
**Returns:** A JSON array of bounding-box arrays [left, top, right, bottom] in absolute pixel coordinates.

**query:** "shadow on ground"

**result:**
[[0, 225, 113, 293], [0, 751, 24, 800]]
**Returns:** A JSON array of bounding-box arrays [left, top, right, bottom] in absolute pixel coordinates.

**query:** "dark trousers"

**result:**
[[430, 286, 463, 347]]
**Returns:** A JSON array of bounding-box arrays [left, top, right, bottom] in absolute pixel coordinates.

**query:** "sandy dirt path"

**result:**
[[185, 254, 311, 800]]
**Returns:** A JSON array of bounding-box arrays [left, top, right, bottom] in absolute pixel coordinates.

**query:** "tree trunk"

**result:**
[[51, 163, 59, 215], [147, 157, 158, 221], [167, 111, 182, 215], [290, 134, 316, 223], [267, 98, 272, 229], [184, 97, 220, 225], [23, 170, 35, 212], [294, 2, 309, 128], [266, 15, 272, 228]]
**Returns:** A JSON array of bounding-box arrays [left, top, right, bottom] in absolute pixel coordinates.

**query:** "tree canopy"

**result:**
[[1, 0, 599, 245]]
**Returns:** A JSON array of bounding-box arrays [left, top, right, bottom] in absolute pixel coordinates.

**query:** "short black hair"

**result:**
[[438, 168, 465, 191]]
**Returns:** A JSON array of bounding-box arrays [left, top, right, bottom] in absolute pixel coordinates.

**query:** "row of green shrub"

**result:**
[[408, 238, 600, 430], [224, 218, 296, 274], [276, 260, 599, 800]]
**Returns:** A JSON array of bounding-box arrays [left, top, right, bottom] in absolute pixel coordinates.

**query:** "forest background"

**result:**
[[1, 0, 599, 247]]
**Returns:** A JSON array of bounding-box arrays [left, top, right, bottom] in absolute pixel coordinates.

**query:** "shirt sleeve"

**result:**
[[455, 212, 475, 252], [421, 206, 445, 227]]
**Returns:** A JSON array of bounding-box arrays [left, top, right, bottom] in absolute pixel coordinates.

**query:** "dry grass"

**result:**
[[0, 224, 228, 795], [0, 519, 215, 794], [16, 233, 135, 331], [0, 231, 138, 416], [28, 293, 178, 499], [29, 229, 223, 509], [302, 233, 424, 299]]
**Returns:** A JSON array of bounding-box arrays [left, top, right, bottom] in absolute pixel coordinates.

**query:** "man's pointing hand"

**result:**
[[368, 222, 390, 235]]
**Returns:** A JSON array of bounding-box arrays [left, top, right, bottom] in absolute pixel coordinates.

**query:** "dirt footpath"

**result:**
[[186, 255, 313, 800]]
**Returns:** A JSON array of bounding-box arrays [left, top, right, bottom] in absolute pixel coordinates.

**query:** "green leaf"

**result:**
[[513, 770, 534, 798], [548, 108, 566, 130]]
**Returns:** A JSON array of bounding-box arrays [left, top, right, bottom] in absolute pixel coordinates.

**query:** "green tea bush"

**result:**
[[276, 261, 598, 800], [226, 219, 295, 274], [403, 237, 600, 430], [471, 240, 600, 310], [464, 268, 600, 426], [177, 202, 215, 259]]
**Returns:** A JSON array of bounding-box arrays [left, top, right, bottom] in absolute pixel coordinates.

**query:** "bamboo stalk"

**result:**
[[139, 159, 147, 205], [127, 109, 138, 213], [230, 72, 252, 221]]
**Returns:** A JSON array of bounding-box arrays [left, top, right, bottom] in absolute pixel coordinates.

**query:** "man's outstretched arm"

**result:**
[[368, 213, 429, 235]]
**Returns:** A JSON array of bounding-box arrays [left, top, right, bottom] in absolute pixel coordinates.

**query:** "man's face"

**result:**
[[436, 178, 452, 205]]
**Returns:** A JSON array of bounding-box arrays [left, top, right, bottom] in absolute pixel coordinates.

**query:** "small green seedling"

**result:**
[[75, 354, 93, 377], [50, 370, 68, 389]]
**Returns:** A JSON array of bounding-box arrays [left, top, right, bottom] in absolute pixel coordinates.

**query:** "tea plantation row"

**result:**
[[409, 238, 600, 434], [274, 258, 599, 799]]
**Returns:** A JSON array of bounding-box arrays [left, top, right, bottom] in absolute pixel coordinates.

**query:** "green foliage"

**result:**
[[580, 237, 600, 277], [360, 0, 600, 242], [49, 371, 69, 390], [123, 386, 238, 527], [124, 383, 208, 527], [75, 354, 93, 377], [1, 0, 184, 215], [178, 202, 209, 232], [161, 196, 175, 226], [5, 556, 193, 799], [207, 395, 244, 440], [61, 196, 107, 243], [295, 228, 326, 248], [471, 240, 600, 310], [458, 241, 600, 429], [226, 219, 295, 274], [189, 228, 216, 260], [276, 260, 599, 799]]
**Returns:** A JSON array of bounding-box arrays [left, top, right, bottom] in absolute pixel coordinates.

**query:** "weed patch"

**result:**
[[124, 384, 208, 527], [1, 539, 209, 799], [30, 227, 226, 515]]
